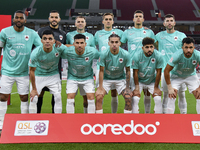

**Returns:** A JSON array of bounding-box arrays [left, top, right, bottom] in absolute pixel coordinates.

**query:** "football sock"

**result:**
[[124, 109, 132, 113], [196, 99, 200, 114], [66, 99, 74, 113], [87, 100, 95, 113], [144, 96, 151, 113], [21, 101, 28, 114], [84, 107, 87, 113], [111, 96, 118, 113], [96, 109, 103, 113], [29, 96, 38, 113], [154, 96, 162, 114], [162, 92, 168, 114], [54, 93, 62, 113], [167, 98, 176, 114], [178, 91, 187, 114], [0, 101, 7, 129], [132, 96, 140, 113]]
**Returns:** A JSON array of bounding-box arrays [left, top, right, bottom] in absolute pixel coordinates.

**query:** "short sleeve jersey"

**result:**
[[0, 26, 41, 77], [99, 47, 131, 80], [66, 31, 95, 47], [132, 50, 164, 84], [62, 46, 100, 80], [121, 27, 156, 57], [29, 44, 68, 76], [156, 30, 186, 72], [168, 50, 200, 78], [94, 29, 123, 52]]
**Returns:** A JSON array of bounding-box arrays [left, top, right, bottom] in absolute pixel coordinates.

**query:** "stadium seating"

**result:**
[[156, 0, 200, 21], [100, 0, 113, 9], [75, 0, 89, 9], [116, 0, 157, 20]]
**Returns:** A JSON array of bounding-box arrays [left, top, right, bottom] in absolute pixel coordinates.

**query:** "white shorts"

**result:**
[[138, 82, 159, 95], [171, 74, 199, 93], [103, 79, 126, 95], [0, 75, 29, 95], [95, 69, 116, 90], [30, 74, 61, 95], [67, 79, 95, 94], [161, 73, 187, 92]]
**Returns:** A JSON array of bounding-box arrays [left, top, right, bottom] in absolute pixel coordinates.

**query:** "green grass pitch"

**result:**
[[0, 81, 200, 149]]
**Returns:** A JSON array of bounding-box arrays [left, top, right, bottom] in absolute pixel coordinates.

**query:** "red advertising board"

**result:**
[[1, 114, 200, 143]]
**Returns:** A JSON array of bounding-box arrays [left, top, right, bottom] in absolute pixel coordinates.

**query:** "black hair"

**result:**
[[42, 30, 54, 37], [108, 34, 121, 41], [142, 37, 155, 46], [74, 34, 86, 41], [182, 37, 195, 46]]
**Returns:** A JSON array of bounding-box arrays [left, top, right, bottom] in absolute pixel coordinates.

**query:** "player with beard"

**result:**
[[95, 34, 132, 113], [95, 13, 123, 113], [37, 10, 67, 113], [156, 14, 187, 114], [164, 37, 200, 114], [132, 37, 164, 114], [66, 16, 95, 113], [121, 10, 156, 114], [0, 10, 41, 130]]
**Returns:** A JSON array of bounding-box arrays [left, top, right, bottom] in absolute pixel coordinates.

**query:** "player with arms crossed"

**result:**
[[95, 34, 132, 113], [66, 16, 95, 113], [63, 34, 99, 113], [156, 14, 187, 114], [29, 30, 68, 113], [164, 37, 200, 114], [0, 10, 41, 129], [95, 13, 123, 113], [121, 10, 157, 113], [132, 37, 164, 114]]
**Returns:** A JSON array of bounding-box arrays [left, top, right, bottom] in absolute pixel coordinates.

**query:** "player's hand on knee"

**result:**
[[95, 87, 104, 97], [55, 40, 61, 47], [30, 90, 39, 102], [133, 89, 140, 97], [168, 88, 176, 99], [122, 87, 132, 97], [153, 87, 162, 97]]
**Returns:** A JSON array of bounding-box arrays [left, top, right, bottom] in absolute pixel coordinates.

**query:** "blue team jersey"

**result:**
[[0, 26, 41, 77], [66, 30, 95, 48], [132, 50, 164, 84], [168, 49, 200, 78], [29, 44, 68, 76], [121, 27, 156, 58], [62, 46, 100, 80], [99, 47, 131, 80], [156, 30, 186, 72]]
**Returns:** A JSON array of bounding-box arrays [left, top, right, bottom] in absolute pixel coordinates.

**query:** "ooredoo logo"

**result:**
[[81, 120, 160, 136]]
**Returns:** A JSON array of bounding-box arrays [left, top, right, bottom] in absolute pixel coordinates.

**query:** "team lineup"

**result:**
[[0, 9, 200, 130]]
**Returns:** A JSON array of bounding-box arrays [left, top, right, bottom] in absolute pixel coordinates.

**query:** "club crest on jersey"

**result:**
[[86, 36, 89, 40], [85, 57, 89, 62], [59, 35, 63, 40], [25, 35, 29, 41], [143, 30, 146, 34], [119, 58, 123, 63], [112, 32, 115, 34], [192, 60, 197, 65], [55, 52, 59, 57], [151, 58, 155, 63], [174, 36, 178, 41]]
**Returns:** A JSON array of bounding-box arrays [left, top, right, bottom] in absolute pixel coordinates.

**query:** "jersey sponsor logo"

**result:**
[[174, 36, 178, 41], [10, 50, 16, 57], [8, 37, 15, 40], [59, 35, 63, 41], [192, 60, 197, 65], [131, 44, 136, 50], [191, 121, 200, 136], [151, 58, 155, 63], [55, 52, 59, 57], [85, 57, 89, 62], [25, 35, 29, 41], [129, 32, 135, 36], [119, 58, 123, 63], [169, 57, 173, 63], [143, 30, 146, 34]]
